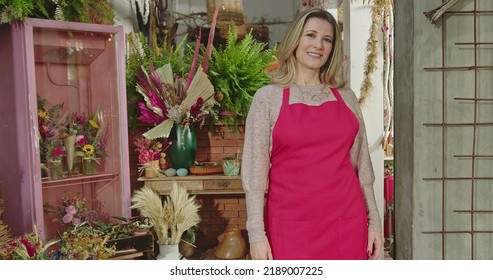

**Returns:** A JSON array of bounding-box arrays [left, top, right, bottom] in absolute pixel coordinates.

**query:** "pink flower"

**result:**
[[50, 146, 66, 159], [75, 135, 86, 146], [189, 97, 204, 117], [72, 218, 81, 225], [62, 213, 73, 224], [65, 205, 77, 215]]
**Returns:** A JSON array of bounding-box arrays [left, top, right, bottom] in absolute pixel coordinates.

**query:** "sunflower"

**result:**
[[38, 110, 49, 121], [82, 144, 95, 155], [88, 119, 99, 129]]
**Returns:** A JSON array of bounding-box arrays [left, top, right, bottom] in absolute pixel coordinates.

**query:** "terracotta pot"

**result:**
[[133, 230, 149, 236], [179, 240, 196, 259], [213, 228, 248, 259]]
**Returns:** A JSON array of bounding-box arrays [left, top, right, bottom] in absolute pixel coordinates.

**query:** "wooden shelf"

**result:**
[[42, 173, 119, 189], [138, 175, 244, 195]]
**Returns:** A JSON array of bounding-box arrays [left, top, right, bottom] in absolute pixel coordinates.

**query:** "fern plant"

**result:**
[[0, 0, 48, 23], [209, 28, 275, 129], [47, 0, 115, 24]]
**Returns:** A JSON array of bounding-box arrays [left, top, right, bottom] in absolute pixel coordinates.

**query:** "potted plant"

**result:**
[[130, 219, 152, 236], [222, 156, 240, 176], [0, 0, 115, 24], [130, 185, 201, 259], [179, 226, 199, 259], [209, 28, 275, 130]]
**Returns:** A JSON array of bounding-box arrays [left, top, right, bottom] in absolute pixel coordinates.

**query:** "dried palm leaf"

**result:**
[[156, 63, 174, 85], [424, 0, 462, 25], [181, 67, 215, 109], [142, 118, 174, 140]]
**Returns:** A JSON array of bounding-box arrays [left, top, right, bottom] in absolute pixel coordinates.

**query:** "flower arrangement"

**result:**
[[130, 185, 201, 245], [134, 136, 172, 176], [73, 109, 107, 164], [135, 5, 221, 140], [59, 193, 88, 228], [37, 97, 66, 164], [63, 111, 85, 137], [0, 225, 59, 260], [48, 145, 66, 162], [134, 136, 171, 165], [56, 222, 116, 260]]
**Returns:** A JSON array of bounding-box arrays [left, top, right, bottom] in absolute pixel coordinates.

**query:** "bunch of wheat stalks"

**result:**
[[130, 185, 201, 245]]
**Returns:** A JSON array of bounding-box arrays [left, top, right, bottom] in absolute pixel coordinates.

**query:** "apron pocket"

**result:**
[[276, 220, 310, 260], [337, 214, 367, 259]]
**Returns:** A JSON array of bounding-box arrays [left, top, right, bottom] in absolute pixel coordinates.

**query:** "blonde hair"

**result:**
[[269, 8, 346, 88]]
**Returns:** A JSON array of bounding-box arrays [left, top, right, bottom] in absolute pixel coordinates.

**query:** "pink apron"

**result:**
[[266, 87, 368, 260]]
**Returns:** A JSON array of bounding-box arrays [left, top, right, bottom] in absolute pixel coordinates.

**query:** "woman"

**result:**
[[241, 8, 383, 260]]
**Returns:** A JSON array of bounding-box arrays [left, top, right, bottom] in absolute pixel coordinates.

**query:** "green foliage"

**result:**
[[0, 0, 114, 25], [209, 29, 275, 128], [55, 0, 115, 25], [181, 226, 198, 245], [0, 0, 49, 23], [126, 34, 195, 130]]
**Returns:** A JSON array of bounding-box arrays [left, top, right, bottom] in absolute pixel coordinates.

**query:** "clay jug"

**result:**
[[213, 228, 248, 259]]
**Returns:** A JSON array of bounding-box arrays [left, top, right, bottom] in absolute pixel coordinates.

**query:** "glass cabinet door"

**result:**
[[0, 18, 130, 239]]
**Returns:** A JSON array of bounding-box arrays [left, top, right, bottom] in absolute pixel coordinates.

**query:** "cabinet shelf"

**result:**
[[42, 173, 119, 189]]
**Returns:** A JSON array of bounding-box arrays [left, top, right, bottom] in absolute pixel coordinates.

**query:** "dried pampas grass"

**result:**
[[131, 185, 201, 245]]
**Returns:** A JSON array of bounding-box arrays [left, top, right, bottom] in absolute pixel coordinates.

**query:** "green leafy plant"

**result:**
[[209, 28, 275, 129], [0, 0, 114, 25], [0, 0, 48, 24], [52, 0, 115, 24]]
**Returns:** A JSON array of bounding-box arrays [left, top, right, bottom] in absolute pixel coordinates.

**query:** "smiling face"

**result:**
[[295, 17, 334, 76]]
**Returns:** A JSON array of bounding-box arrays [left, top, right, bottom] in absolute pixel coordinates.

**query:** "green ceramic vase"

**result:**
[[168, 124, 197, 170]]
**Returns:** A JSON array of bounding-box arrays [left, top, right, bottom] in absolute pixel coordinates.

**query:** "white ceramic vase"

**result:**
[[156, 244, 182, 260]]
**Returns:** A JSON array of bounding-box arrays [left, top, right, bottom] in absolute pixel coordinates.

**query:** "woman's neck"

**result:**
[[295, 70, 321, 86]]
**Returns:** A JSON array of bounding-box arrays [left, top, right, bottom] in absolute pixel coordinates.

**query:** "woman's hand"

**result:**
[[250, 240, 273, 260], [367, 231, 383, 260]]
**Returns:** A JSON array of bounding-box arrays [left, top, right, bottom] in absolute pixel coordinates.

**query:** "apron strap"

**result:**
[[283, 87, 290, 106], [330, 87, 343, 102]]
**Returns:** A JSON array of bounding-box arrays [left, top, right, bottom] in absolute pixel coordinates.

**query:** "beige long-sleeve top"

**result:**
[[241, 84, 382, 244]]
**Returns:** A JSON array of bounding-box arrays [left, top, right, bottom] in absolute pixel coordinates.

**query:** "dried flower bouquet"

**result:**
[[130, 185, 201, 245]]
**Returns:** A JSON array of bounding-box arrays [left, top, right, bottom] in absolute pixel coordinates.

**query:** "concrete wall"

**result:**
[[396, 0, 493, 259]]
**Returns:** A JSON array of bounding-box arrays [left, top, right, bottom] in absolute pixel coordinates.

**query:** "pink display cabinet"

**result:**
[[0, 18, 131, 239]]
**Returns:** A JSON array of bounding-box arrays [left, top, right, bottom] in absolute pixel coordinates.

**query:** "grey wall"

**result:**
[[395, 0, 493, 259]]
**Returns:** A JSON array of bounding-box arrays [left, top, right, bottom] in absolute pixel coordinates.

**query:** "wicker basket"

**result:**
[[189, 162, 223, 175], [206, 0, 244, 25]]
